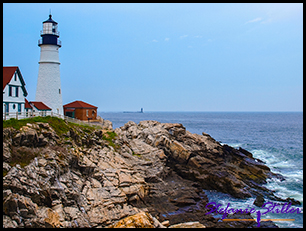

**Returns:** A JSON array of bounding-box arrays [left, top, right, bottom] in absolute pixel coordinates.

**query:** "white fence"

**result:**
[[3, 111, 102, 127]]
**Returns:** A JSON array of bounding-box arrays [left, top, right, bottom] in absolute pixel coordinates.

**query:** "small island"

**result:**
[[123, 108, 144, 113]]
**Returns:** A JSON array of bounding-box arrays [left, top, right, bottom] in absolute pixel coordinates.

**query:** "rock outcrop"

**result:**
[[3, 117, 293, 228]]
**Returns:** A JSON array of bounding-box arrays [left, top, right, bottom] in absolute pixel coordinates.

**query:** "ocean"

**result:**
[[98, 111, 303, 228]]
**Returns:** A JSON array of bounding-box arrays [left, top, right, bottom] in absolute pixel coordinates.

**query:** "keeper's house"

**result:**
[[63, 100, 97, 121], [3, 66, 28, 115]]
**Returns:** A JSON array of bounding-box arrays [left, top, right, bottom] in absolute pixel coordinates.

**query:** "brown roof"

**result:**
[[3, 66, 28, 96], [63, 100, 97, 109], [30, 101, 52, 110], [3, 66, 17, 90]]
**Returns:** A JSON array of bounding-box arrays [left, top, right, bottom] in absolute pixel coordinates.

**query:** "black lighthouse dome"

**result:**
[[43, 14, 58, 25]]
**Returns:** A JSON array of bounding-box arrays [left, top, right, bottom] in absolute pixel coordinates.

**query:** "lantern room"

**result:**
[[38, 14, 61, 47]]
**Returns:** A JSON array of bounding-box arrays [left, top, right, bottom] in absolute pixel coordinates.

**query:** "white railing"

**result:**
[[3, 111, 102, 128]]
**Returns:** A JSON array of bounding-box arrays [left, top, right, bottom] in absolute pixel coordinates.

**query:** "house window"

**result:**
[[5, 103, 9, 113], [9, 86, 12, 96], [14, 72, 17, 81], [13, 104, 16, 109], [18, 104, 21, 112], [15, 86, 19, 97], [86, 110, 89, 117]]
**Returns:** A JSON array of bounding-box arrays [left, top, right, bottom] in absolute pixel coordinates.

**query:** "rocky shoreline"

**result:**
[[3, 117, 300, 228]]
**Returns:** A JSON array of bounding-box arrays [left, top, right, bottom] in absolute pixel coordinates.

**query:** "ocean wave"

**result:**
[[265, 182, 303, 203]]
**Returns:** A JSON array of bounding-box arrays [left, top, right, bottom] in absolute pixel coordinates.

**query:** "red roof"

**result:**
[[30, 101, 52, 110], [24, 98, 32, 109], [63, 100, 97, 109], [3, 66, 28, 96], [3, 66, 18, 90]]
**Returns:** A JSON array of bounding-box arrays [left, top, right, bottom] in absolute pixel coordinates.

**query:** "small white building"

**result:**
[[3, 66, 28, 115], [25, 99, 52, 117]]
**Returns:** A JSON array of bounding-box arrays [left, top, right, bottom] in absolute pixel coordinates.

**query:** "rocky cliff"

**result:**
[[3, 116, 297, 228]]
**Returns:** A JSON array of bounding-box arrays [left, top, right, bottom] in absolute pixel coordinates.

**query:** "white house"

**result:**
[[3, 66, 28, 115], [25, 99, 52, 117]]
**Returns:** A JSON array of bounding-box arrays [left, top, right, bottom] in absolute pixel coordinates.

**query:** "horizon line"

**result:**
[[97, 111, 303, 113]]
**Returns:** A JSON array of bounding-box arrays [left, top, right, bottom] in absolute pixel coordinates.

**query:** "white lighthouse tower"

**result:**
[[36, 13, 63, 115]]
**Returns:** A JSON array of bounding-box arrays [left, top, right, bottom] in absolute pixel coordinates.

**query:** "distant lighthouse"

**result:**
[[36, 13, 63, 115]]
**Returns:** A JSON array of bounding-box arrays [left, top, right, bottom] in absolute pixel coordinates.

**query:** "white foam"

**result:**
[[225, 143, 243, 148], [272, 160, 295, 168], [251, 149, 274, 164], [265, 182, 303, 203], [281, 170, 303, 181]]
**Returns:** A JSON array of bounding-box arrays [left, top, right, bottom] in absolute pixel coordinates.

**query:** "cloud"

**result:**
[[194, 35, 202, 38], [164, 38, 170, 42], [180, 34, 188, 39], [152, 39, 158, 42], [245, 17, 262, 24]]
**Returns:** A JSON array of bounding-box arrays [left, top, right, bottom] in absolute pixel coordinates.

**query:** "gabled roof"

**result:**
[[30, 101, 52, 111], [24, 98, 32, 109], [3, 66, 17, 90], [63, 100, 97, 109], [3, 66, 28, 96]]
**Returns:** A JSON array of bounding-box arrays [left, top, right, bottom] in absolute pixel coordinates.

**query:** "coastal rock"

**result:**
[[3, 117, 291, 228], [12, 127, 38, 147], [96, 116, 113, 130], [253, 195, 265, 207]]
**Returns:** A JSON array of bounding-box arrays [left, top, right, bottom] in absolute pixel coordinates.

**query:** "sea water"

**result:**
[[98, 112, 303, 228]]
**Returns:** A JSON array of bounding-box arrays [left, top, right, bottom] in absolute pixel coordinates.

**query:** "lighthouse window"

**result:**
[[59, 89, 61, 94], [43, 23, 52, 34]]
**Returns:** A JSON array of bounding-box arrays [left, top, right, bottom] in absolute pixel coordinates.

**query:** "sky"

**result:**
[[3, 3, 303, 112]]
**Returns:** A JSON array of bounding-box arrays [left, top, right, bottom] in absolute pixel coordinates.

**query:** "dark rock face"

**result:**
[[3, 119, 296, 228], [254, 195, 266, 207]]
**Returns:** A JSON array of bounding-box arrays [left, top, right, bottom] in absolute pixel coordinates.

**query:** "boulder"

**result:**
[[106, 211, 165, 228], [3, 142, 11, 162], [169, 221, 206, 228], [12, 126, 39, 147], [253, 195, 265, 207]]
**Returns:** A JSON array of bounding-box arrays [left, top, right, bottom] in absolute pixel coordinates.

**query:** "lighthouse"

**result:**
[[36, 13, 63, 115]]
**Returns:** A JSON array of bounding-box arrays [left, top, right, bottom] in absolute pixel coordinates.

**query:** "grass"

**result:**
[[132, 151, 142, 158], [102, 131, 119, 150], [3, 116, 97, 136], [3, 116, 70, 135]]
